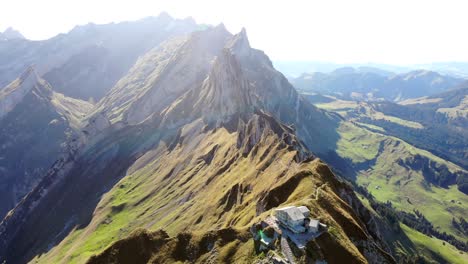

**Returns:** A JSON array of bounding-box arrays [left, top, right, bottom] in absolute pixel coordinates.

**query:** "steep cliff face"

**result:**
[[0, 67, 38, 119], [0, 28, 394, 264], [0, 68, 92, 219], [92, 24, 232, 126]]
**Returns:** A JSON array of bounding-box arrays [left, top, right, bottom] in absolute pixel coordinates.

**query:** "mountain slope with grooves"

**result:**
[[0, 28, 394, 264], [87, 24, 340, 156], [92, 24, 231, 126]]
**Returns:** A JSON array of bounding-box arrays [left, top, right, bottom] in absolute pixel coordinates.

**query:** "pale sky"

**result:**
[[1, 0, 467, 64]]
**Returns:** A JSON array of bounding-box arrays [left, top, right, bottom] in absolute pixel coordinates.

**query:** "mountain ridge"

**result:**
[[0, 13, 200, 101], [0, 27, 394, 264]]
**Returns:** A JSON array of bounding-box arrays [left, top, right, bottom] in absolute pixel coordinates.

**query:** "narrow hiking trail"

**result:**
[[314, 183, 327, 200]]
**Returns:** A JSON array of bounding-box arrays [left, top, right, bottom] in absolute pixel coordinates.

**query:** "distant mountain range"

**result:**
[[275, 61, 468, 78], [0, 13, 201, 101], [291, 67, 466, 102]]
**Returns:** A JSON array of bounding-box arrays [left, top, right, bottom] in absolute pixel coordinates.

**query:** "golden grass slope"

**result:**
[[33, 115, 392, 264]]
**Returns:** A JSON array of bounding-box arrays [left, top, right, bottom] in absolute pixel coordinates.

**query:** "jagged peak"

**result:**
[[1, 66, 40, 97], [1, 27, 25, 40], [19, 65, 39, 83], [96, 23, 233, 127], [214, 23, 227, 31], [0, 66, 53, 120], [225, 28, 251, 55], [239, 27, 247, 38], [158, 11, 173, 20], [187, 23, 231, 44], [163, 26, 295, 123], [159, 46, 253, 126], [17, 66, 52, 98], [194, 48, 252, 118], [201, 23, 231, 39]]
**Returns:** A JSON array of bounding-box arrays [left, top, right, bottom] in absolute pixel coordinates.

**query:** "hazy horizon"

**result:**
[[2, 0, 468, 64]]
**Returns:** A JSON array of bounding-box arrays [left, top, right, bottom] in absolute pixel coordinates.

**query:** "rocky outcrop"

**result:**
[[235, 111, 312, 162], [0, 67, 40, 119], [82, 112, 111, 138]]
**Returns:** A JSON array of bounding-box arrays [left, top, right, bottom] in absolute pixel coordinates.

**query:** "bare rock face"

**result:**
[[88, 25, 340, 158], [125, 28, 230, 124], [0, 67, 40, 119], [235, 111, 313, 161], [82, 112, 111, 138], [196, 48, 252, 118]]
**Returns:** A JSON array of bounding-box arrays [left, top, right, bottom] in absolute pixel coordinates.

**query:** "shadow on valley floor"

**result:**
[[319, 139, 387, 182]]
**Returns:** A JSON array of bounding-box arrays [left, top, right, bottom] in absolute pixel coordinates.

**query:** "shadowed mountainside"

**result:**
[[0, 67, 92, 218]]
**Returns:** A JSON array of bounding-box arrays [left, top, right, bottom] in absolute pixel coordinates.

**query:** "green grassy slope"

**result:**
[[356, 193, 467, 263], [400, 224, 467, 264], [346, 123, 467, 241], [308, 96, 468, 243]]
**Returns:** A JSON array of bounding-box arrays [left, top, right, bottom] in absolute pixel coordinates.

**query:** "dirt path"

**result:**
[[314, 183, 327, 200]]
